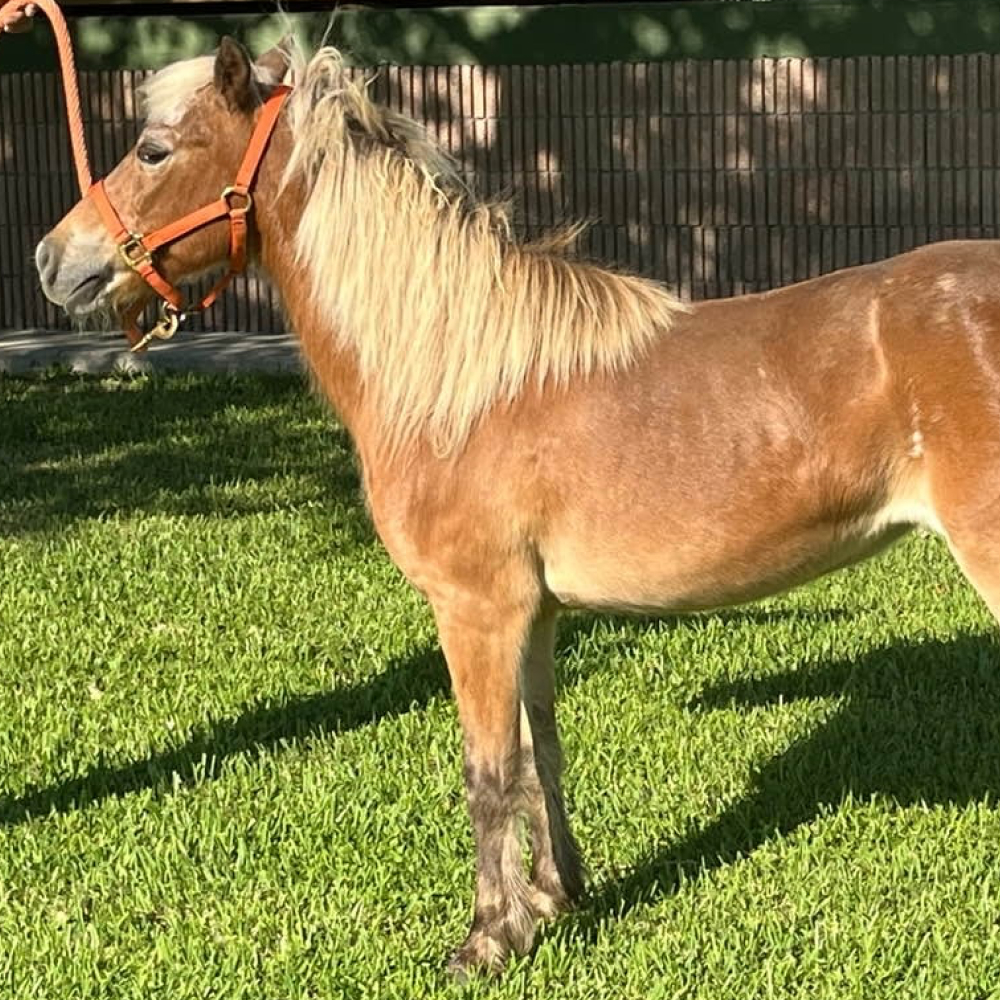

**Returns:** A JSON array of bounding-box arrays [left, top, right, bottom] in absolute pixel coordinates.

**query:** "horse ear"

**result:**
[[255, 35, 293, 85], [214, 35, 255, 112]]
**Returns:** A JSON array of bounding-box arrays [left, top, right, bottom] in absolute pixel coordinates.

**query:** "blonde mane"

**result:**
[[282, 49, 688, 452], [280, 48, 689, 452], [151, 46, 689, 453]]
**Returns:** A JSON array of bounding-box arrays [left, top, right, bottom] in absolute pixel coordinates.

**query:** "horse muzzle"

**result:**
[[35, 232, 120, 316]]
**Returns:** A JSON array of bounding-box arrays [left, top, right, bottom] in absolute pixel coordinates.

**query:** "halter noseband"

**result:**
[[89, 84, 292, 352]]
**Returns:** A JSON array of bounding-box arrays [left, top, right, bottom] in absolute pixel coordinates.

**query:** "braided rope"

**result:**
[[1, 0, 92, 194]]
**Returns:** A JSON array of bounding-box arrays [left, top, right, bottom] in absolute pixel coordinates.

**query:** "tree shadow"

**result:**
[[0, 371, 371, 539], [0, 603, 852, 829], [554, 631, 1000, 948], [8, 10, 993, 329], [360, 7, 992, 305], [0, 641, 450, 826]]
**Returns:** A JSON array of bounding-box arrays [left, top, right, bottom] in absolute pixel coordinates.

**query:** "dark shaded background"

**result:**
[[2, 1, 999, 330]]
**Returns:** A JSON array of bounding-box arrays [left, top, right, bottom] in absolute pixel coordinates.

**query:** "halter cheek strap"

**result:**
[[89, 84, 291, 351]]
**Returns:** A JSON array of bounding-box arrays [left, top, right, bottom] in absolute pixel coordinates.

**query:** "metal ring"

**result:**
[[221, 186, 253, 214]]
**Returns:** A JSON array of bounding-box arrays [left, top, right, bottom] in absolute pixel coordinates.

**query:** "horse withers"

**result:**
[[35, 37, 1000, 974]]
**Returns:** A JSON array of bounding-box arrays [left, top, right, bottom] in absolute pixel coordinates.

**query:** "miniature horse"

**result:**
[[35, 38, 1000, 974]]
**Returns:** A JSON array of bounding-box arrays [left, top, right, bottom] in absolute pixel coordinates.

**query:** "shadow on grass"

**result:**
[[0, 372, 370, 540], [0, 643, 450, 825], [555, 631, 1000, 948], [0, 607, 845, 827]]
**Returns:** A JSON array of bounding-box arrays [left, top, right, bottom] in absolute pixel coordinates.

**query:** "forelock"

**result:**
[[138, 50, 284, 127], [138, 55, 215, 126]]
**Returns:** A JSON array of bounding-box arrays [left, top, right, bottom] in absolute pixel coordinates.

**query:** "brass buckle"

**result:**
[[130, 302, 183, 354], [119, 233, 151, 270], [221, 185, 253, 214]]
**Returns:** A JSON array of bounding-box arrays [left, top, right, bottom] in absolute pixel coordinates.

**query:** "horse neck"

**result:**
[[252, 143, 385, 465], [251, 124, 675, 460]]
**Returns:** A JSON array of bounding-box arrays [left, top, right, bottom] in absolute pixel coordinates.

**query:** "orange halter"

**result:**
[[1, 0, 291, 351], [88, 85, 292, 352]]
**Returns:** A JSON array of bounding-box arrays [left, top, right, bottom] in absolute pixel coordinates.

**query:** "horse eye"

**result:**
[[137, 144, 170, 166]]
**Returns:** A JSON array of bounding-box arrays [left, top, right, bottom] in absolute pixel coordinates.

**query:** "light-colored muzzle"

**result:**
[[34, 219, 126, 318]]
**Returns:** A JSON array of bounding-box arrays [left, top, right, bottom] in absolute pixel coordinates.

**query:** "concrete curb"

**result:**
[[0, 330, 304, 376]]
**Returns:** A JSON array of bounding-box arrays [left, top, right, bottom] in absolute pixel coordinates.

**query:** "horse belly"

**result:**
[[541, 498, 922, 614]]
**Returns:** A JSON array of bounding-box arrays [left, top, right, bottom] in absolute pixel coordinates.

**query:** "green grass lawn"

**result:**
[[3, 370, 1000, 999]]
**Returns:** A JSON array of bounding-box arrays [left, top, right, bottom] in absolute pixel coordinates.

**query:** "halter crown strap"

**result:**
[[91, 84, 291, 349]]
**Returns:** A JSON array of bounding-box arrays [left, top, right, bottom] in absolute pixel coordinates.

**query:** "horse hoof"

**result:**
[[529, 884, 569, 920], [447, 932, 507, 980]]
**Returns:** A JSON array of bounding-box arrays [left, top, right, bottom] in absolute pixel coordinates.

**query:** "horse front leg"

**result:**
[[434, 597, 538, 976]]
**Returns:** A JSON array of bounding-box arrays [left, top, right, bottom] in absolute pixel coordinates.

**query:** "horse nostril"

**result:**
[[35, 238, 59, 287]]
